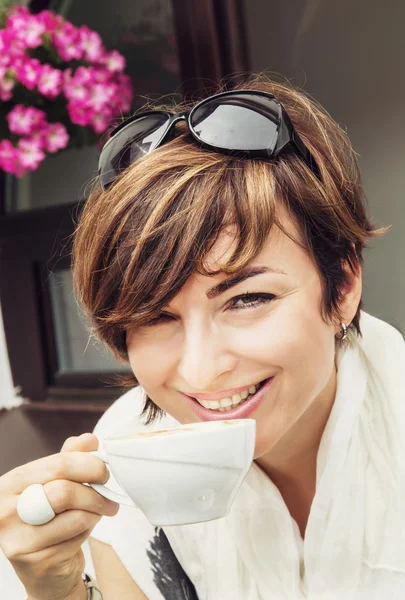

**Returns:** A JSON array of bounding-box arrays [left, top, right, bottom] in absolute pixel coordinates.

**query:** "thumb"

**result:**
[[61, 432, 100, 453]]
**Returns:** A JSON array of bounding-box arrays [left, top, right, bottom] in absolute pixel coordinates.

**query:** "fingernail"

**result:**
[[107, 502, 120, 515]]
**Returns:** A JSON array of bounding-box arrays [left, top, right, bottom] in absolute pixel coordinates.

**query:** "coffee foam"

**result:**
[[109, 419, 245, 442], [116, 428, 193, 440]]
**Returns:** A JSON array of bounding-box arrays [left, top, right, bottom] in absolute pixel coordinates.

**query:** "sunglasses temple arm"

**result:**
[[276, 110, 322, 181]]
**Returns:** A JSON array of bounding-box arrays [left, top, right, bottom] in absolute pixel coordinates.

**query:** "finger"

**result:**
[[5, 510, 102, 558], [23, 528, 92, 567], [43, 479, 119, 518], [61, 433, 99, 453], [8, 452, 110, 495]]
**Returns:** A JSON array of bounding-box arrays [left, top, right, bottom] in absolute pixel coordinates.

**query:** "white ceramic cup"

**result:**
[[88, 418, 256, 526]]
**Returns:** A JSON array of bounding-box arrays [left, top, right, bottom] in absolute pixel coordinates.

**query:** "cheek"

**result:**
[[127, 339, 171, 392], [232, 301, 330, 368], [253, 307, 335, 453], [271, 304, 334, 391]]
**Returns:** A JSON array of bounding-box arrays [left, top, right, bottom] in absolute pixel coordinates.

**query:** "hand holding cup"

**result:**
[[0, 433, 119, 600]]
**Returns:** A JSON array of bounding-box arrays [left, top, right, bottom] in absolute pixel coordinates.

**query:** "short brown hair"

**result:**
[[72, 72, 390, 423]]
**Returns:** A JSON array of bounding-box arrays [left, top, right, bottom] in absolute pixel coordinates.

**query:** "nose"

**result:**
[[176, 319, 235, 393]]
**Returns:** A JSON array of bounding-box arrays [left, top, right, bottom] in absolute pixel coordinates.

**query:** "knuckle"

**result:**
[[2, 539, 22, 561], [62, 436, 77, 448], [19, 552, 56, 579], [29, 543, 61, 568], [14, 549, 39, 566], [0, 500, 13, 528], [7, 465, 25, 490], [88, 512, 102, 529], [96, 494, 109, 515], [48, 479, 73, 509], [93, 459, 108, 484], [46, 454, 69, 481], [70, 510, 90, 533]]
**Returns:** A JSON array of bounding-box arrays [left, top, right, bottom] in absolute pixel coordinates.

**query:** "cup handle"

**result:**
[[88, 450, 138, 508]]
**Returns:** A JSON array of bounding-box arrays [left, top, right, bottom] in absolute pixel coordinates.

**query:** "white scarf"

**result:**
[[163, 311, 405, 599]]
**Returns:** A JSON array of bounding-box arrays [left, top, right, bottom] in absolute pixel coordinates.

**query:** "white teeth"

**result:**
[[232, 394, 243, 406], [194, 382, 262, 411], [220, 397, 232, 408], [200, 399, 220, 409], [210, 400, 221, 409]]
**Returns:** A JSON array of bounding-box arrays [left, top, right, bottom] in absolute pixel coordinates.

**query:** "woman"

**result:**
[[1, 73, 404, 599]]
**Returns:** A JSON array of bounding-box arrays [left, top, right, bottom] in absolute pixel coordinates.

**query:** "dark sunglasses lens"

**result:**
[[99, 112, 170, 190], [189, 93, 281, 152]]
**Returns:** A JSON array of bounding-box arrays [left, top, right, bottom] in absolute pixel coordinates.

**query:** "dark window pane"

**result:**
[[49, 268, 128, 373]]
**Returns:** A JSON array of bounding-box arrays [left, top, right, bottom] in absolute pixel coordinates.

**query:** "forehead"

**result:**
[[204, 203, 306, 273]]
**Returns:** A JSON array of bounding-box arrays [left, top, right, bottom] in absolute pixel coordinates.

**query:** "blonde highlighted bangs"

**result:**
[[72, 73, 390, 423]]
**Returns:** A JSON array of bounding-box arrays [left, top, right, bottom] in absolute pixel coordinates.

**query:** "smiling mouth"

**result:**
[[191, 379, 268, 412]]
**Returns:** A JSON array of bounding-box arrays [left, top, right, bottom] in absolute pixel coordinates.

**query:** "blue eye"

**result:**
[[229, 293, 275, 310]]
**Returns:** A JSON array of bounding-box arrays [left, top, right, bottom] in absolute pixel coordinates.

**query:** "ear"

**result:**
[[334, 256, 362, 336]]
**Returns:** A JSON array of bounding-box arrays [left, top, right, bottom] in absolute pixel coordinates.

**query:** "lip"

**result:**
[[182, 376, 275, 421]]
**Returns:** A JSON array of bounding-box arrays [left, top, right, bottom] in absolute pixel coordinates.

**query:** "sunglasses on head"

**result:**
[[98, 89, 321, 191]]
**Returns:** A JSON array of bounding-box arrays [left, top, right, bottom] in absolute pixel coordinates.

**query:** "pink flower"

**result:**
[[44, 123, 69, 153], [64, 78, 88, 102], [0, 140, 19, 175], [17, 138, 45, 170], [5, 6, 30, 32], [92, 68, 111, 83], [24, 16, 46, 48], [7, 105, 46, 136], [0, 56, 9, 71], [27, 107, 47, 130], [36, 10, 63, 33], [15, 58, 42, 90], [87, 82, 114, 111], [68, 104, 91, 127], [29, 129, 48, 149], [63, 67, 73, 86], [52, 22, 83, 61], [0, 30, 7, 54], [37, 64, 63, 98], [0, 87, 13, 102], [0, 9, 134, 178], [0, 73, 15, 101], [101, 50, 126, 73], [1, 29, 25, 59], [90, 110, 113, 134], [7, 8, 46, 49], [72, 66, 95, 85], [79, 26, 104, 62]]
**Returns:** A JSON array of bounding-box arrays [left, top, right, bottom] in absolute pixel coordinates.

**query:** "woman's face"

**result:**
[[126, 205, 359, 461]]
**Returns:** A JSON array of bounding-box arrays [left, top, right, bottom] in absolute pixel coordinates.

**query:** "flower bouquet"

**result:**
[[0, 4, 133, 178]]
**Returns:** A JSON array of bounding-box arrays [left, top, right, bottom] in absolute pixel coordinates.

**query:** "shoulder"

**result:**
[[92, 386, 178, 443], [358, 310, 405, 366]]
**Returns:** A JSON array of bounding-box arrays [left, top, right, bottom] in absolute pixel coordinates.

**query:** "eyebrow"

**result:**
[[206, 266, 287, 299]]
